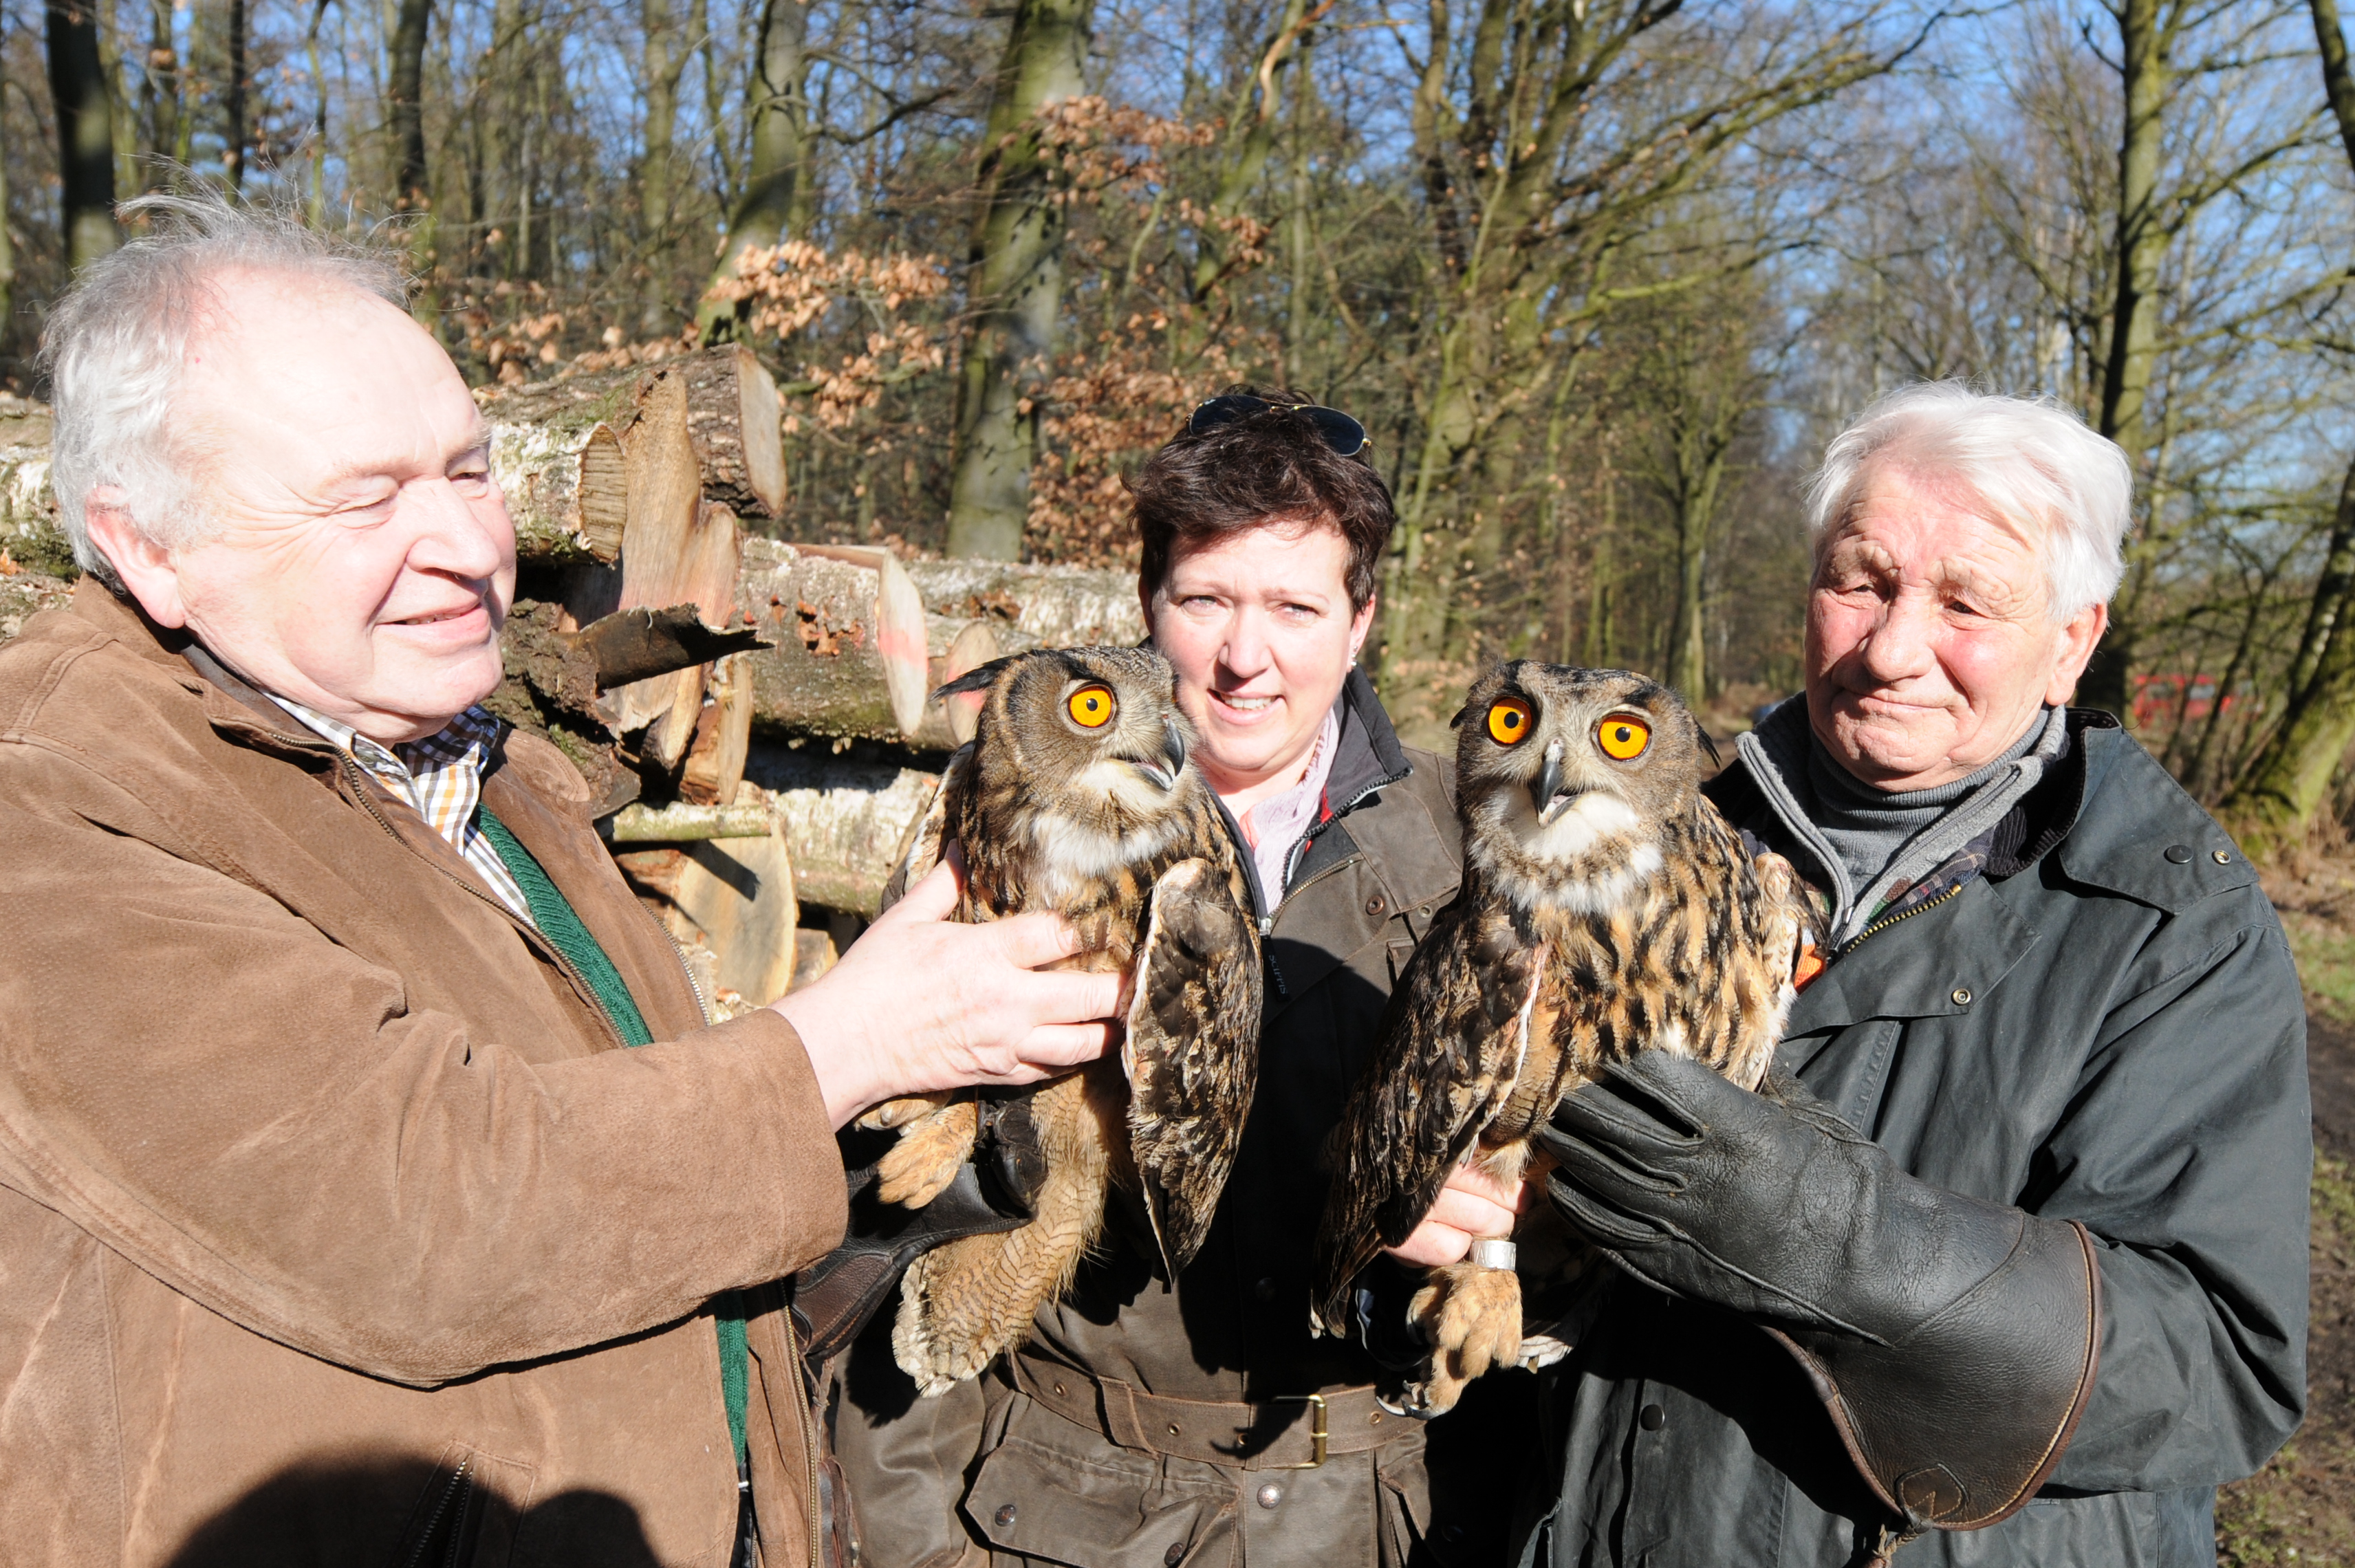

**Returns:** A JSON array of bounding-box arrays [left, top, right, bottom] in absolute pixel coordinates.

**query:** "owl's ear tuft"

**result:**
[[1448, 704, 1469, 729], [1694, 721, 1722, 770], [932, 655, 1024, 704]]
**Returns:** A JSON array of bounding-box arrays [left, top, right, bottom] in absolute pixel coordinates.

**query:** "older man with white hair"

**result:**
[[1465, 386, 2308, 1567], [0, 199, 1123, 1566]]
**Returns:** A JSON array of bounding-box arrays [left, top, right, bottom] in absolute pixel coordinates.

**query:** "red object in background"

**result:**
[[2132, 673, 2244, 730]]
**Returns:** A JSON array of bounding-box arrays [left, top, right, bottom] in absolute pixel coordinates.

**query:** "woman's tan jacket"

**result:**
[[0, 583, 847, 1567]]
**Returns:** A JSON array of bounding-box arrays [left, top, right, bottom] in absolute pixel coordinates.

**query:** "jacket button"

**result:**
[[1256, 1483, 1283, 1509], [1951, 987, 1972, 1006], [1639, 1404, 1666, 1431], [1165, 1545, 1187, 1567], [2164, 844, 2192, 864], [1366, 893, 1386, 915], [995, 1504, 1018, 1528], [2213, 849, 2233, 864], [1255, 1276, 1277, 1301]]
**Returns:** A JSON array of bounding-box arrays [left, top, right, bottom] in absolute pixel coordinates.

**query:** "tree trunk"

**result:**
[[942, 0, 1093, 561], [744, 746, 943, 915], [2223, 455, 2355, 853], [638, 0, 688, 332], [698, 0, 808, 340], [2081, 0, 2169, 718], [387, 0, 435, 289], [48, 0, 120, 272], [142, 0, 179, 181], [224, 0, 246, 187], [2215, 0, 2355, 851]]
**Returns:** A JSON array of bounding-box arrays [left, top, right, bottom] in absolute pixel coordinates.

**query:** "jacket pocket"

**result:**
[[393, 1443, 530, 1568], [961, 1413, 1235, 1568]]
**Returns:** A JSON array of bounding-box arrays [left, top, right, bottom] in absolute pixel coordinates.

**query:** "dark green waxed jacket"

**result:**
[[834, 670, 1540, 1568], [1523, 706, 2310, 1568]]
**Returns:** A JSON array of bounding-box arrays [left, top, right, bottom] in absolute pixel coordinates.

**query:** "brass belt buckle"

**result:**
[[1268, 1393, 1328, 1468]]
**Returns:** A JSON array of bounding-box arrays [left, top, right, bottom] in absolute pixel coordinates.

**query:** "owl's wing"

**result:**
[[1310, 897, 1545, 1335], [1124, 856, 1263, 1281], [879, 742, 973, 912]]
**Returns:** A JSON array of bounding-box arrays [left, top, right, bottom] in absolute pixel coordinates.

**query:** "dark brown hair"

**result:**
[[1130, 384, 1395, 612]]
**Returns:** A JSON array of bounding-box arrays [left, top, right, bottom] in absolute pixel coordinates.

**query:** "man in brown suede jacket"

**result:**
[[0, 197, 1122, 1568]]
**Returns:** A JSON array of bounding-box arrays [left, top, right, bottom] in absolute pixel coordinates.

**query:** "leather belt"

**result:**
[[1006, 1353, 1407, 1471]]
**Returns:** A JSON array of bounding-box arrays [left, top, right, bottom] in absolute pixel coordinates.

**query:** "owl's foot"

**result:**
[[874, 1100, 981, 1209], [1403, 1259, 1523, 1416], [855, 1093, 954, 1133]]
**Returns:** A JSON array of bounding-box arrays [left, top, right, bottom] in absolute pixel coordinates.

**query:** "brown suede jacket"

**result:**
[[0, 584, 848, 1567]]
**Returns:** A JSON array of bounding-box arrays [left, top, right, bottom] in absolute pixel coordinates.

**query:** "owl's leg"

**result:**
[[873, 1100, 982, 1209], [1404, 1259, 1524, 1417], [892, 1068, 1118, 1397], [854, 1092, 954, 1132]]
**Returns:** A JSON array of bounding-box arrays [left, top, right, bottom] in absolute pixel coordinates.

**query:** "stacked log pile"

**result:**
[[0, 362, 1145, 1002]]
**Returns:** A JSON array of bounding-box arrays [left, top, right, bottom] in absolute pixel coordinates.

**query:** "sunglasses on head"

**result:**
[[1188, 395, 1369, 457]]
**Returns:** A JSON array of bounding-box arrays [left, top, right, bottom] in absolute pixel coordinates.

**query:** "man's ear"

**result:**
[[81, 491, 189, 629], [2045, 600, 2109, 706]]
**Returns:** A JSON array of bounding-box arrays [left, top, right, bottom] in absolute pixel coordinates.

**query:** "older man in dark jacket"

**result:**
[[1506, 385, 2309, 1567]]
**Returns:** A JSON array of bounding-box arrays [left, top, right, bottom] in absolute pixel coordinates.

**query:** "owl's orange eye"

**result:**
[[1597, 715, 1651, 760], [1486, 697, 1534, 746], [1067, 685, 1117, 728]]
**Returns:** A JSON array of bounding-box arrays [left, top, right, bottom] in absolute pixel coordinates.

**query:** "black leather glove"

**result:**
[[1537, 1053, 2101, 1539], [791, 1092, 1047, 1383]]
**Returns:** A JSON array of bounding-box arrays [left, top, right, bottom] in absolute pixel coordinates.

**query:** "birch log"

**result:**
[[745, 743, 943, 915], [737, 538, 930, 743]]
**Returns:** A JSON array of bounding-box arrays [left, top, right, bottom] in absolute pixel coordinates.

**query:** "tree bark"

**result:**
[[943, 0, 1093, 560], [224, 0, 246, 187], [698, 0, 809, 340], [2081, 0, 2170, 718], [47, 0, 120, 272], [744, 746, 943, 915], [638, 0, 689, 332], [387, 0, 435, 292]]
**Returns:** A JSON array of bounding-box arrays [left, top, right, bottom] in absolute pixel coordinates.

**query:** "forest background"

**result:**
[[8, 1, 2355, 1558], [12, 0, 2355, 829]]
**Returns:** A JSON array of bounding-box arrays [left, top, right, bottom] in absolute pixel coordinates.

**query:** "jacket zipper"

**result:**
[[1832, 879, 1967, 961], [785, 1307, 823, 1568], [401, 1455, 474, 1568]]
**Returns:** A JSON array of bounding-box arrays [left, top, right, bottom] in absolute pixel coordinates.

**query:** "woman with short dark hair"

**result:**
[[834, 388, 1534, 1567]]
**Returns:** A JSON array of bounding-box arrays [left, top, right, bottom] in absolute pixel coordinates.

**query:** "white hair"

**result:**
[[39, 191, 409, 586], [1802, 382, 2133, 619]]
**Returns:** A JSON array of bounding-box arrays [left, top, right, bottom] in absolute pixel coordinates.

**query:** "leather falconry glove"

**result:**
[[1537, 1053, 2101, 1542], [790, 1093, 1047, 1386]]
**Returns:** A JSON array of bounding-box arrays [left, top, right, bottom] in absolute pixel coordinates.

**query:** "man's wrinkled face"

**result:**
[[1805, 461, 2105, 792], [95, 272, 514, 745], [1144, 520, 1374, 807]]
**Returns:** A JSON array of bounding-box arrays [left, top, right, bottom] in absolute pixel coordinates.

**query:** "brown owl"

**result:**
[[860, 646, 1263, 1396], [1310, 662, 1803, 1414]]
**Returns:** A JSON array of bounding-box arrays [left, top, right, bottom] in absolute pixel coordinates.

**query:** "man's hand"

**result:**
[[1383, 1160, 1532, 1267], [772, 860, 1125, 1128]]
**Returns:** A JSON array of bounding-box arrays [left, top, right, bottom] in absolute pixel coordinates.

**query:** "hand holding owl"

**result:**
[[772, 852, 1129, 1129]]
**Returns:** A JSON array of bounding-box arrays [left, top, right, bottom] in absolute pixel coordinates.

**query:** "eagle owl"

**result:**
[[1311, 663, 1803, 1414], [861, 646, 1263, 1396]]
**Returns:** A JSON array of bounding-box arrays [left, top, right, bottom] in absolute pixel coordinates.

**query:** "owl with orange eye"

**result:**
[[1310, 662, 1806, 1415], [856, 645, 1263, 1395]]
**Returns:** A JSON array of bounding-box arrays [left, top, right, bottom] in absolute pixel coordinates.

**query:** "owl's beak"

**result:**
[[1131, 715, 1190, 792], [1532, 739, 1575, 825]]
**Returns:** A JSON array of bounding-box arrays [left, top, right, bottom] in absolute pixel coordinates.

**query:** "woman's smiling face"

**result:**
[[1144, 519, 1374, 813]]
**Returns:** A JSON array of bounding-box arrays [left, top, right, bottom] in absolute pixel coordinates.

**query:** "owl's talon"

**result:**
[[1403, 1259, 1524, 1416], [856, 1093, 954, 1133], [874, 1102, 981, 1209]]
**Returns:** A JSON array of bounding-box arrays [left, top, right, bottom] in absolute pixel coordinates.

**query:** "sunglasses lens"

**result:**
[[1189, 395, 1270, 435], [1186, 396, 1367, 456], [1302, 406, 1369, 457]]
